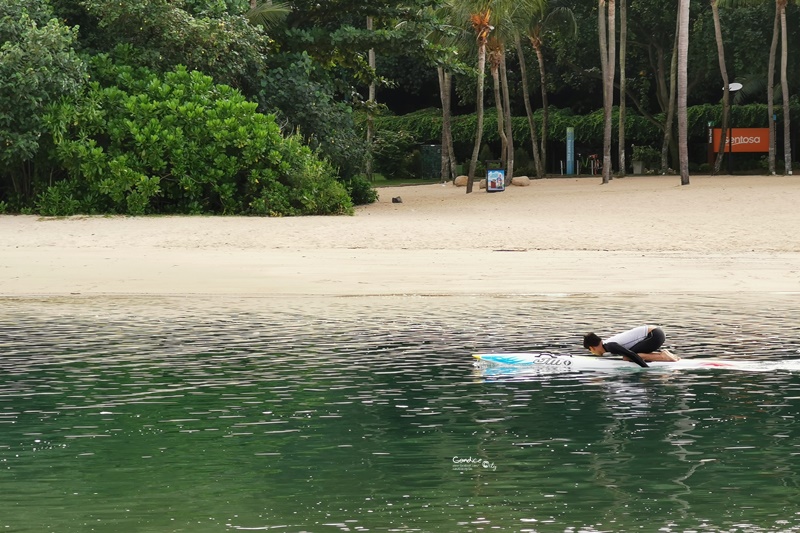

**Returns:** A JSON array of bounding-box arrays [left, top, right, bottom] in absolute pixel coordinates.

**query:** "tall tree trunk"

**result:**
[[438, 67, 457, 182], [532, 42, 549, 175], [767, 6, 779, 175], [600, 0, 616, 184], [500, 52, 514, 181], [445, 72, 457, 180], [779, 0, 792, 174], [678, 0, 690, 185], [598, 1, 608, 180], [515, 34, 544, 178], [661, 20, 678, 173], [711, 0, 729, 175], [618, 0, 627, 176], [366, 16, 376, 180], [490, 50, 508, 168], [468, 40, 488, 193]]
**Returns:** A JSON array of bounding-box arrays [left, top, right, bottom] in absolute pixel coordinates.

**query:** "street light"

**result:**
[[727, 82, 742, 174]]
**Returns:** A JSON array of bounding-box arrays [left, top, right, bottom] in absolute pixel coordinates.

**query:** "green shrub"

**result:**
[[0, 0, 85, 200], [258, 53, 367, 179], [42, 57, 353, 216], [343, 175, 378, 205], [35, 180, 81, 216], [372, 129, 417, 179], [478, 144, 495, 164], [631, 145, 660, 165]]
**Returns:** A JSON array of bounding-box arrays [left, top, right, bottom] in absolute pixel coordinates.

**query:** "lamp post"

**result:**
[[727, 82, 742, 174]]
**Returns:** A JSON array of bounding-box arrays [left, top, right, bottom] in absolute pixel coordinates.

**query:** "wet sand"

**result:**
[[2, 175, 799, 297]]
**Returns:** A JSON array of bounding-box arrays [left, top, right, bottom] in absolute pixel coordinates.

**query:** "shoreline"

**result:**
[[2, 175, 799, 297]]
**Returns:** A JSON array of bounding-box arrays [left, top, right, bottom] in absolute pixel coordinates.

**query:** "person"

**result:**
[[583, 326, 679, 368]]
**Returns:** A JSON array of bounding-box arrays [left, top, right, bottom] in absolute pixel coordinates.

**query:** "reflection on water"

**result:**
[[1, 294, 800, 532]]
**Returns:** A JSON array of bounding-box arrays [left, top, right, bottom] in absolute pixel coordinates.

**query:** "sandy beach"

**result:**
[[2, 175, 799, 297]]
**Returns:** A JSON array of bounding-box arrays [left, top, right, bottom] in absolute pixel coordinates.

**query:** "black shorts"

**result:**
[[630, 327, 665, 353]]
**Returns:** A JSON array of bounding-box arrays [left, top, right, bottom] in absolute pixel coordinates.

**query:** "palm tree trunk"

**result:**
[[678, 0, 690, 185], [661, 20, 678, 173], [438, 67, 457, 182], [500, 52, 514, 181], [618, 0, 627, 176], [515, 34, 544, 178], [767, 6, 779, 175], [600, 0, 616, 184], [711, 0, 730, 175], [598, 1, 608, 180], [533, 43, 549, 175], [468, 41, 488, 193], [779, 0, 792, 174], [366, 16, 376, 180], [445, 72, 457, 179], [490, 55, 508, 168]]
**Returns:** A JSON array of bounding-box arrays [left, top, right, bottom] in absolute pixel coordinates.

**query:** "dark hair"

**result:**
[[583, 332, 602, 349]]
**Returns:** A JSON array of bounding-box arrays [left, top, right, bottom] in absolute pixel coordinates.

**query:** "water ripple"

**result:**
[[1, 294, 800, 532]]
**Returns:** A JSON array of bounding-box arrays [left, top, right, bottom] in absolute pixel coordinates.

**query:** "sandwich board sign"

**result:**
[[486, 160, 505, 192]]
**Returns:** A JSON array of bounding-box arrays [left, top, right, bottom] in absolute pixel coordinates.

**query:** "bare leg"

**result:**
[[640, 350, 680, 362]]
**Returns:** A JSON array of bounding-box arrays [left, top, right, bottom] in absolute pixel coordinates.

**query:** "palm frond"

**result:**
[[246, 1, 291, 31]]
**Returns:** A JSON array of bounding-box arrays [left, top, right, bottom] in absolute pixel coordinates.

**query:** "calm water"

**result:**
[[2, 294, 800, 532]]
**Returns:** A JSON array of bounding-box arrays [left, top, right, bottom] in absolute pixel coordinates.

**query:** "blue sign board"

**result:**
[[566, 127, 575, 175], [487, 169, 505, 192]]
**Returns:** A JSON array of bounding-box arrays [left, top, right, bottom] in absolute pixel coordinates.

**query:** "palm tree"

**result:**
[[486, 3, 533, 183], [366, 16, 376, 180], [487, 36, 509, 171], [677, 0, 690, 185], [777, 0, 793, 174], [618, 0, 627, 176], [522, 0, 575, 176], [438, 67, 458, 181], [514, 33, 544, 178], [767, 6, 779, 174], [711, 0, 731, 174], [598, 0, 616, 184], [719, 0, 795, 174], [660, 17, 679, 174], [445, 3, 494, 193]]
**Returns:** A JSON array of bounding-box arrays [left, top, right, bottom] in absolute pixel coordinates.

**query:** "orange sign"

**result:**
[[711, 128, 770, 153]]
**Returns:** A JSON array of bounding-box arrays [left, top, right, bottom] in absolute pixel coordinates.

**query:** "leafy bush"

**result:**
[[35, 180, 82, 216], [343, 175, 378, 205], [41, 57, 353, 216], [372, 129, 417, 179], [0, 0, 85, 199], [258, 52, 368, 179], [55, 1, 270, 96], [631, 145, 660, 165], [478, 144, 496, 165]]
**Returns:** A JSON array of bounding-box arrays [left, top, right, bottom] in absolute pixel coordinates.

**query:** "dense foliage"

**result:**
[[1, 0, 798, 215], [41, 57, 352, 216], [0, 0, 85, 200]]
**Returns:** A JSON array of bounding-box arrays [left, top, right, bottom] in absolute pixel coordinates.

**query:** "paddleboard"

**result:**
[[472, 352, 799, 373]]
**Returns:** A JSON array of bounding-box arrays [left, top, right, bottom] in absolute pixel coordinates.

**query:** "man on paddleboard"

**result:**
[[583, 326, 679, 368]]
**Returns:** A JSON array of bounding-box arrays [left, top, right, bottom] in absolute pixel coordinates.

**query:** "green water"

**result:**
[[2, 294, 800, 532]]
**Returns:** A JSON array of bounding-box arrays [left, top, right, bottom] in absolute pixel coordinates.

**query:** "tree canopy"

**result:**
[[0, 0, 798, 214]]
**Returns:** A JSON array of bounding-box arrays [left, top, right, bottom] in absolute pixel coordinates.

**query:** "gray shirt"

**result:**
[[605, 325, 651, 350]]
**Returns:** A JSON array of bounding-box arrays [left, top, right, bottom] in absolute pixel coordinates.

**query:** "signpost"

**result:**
[[726, 82, 742, 173], [566, 127, 575, 175]]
